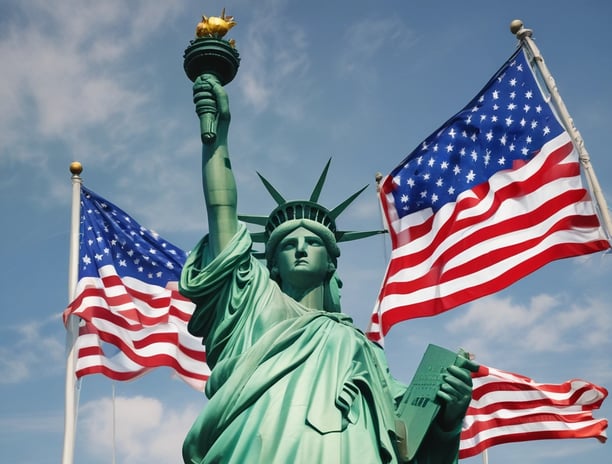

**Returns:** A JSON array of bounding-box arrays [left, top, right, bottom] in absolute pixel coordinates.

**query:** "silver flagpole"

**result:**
[[510, 20, 612, 241], [62, 162, 83, 464]]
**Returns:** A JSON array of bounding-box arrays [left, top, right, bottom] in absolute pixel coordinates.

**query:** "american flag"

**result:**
[[368, 47, 610, 341], [459, 365, 608, 458], [63, 186, 209, 391]]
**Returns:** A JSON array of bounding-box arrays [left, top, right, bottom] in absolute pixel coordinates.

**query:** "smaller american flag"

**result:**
[[369, 47, 610, 341], [460, 365, 608, 458], [63, 186, 209, 390]]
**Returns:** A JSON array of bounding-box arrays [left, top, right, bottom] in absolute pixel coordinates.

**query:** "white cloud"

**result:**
[[236, 8, 310, 115], [447, 293, 612, 364], [337, 16, 417, 76], [79, 395, 198, 464], [0, 314, 65, 384], [0, 0, 180, 163]]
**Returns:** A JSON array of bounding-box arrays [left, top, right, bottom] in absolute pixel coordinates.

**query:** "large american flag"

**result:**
[[368, 47, 610, 341], [63, 187, 209, 391], [459, 365, 608, 458]]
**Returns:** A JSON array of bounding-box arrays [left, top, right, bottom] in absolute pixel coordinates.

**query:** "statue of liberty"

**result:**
[[179, 13, 475, 464]]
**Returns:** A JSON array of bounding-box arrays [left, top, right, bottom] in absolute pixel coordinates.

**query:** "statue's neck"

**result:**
[[283, 284, 325, 311]]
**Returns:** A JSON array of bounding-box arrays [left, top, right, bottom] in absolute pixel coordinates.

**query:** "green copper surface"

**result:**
[[180, 36, 475, 464]]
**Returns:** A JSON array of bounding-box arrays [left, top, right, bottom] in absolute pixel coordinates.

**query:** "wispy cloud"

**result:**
[[236, 6, 310, 117], [448, 293, 612, 367], [0, 1, 183, 205], [0, 314, 65, 384], [79, 395, 198, 463]]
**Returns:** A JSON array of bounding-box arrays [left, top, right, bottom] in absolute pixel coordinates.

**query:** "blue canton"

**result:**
[[390, 49, 564, 217], [79, 187, 187, 286]]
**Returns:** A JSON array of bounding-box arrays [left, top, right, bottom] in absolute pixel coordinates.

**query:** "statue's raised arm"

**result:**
[[193, 74, 238, 257]]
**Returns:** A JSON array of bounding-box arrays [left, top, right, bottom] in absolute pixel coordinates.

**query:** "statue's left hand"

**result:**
[[435, 358, 477, 431]]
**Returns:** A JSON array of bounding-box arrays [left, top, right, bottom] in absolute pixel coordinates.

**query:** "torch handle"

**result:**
[[193, 74, 219, 144]]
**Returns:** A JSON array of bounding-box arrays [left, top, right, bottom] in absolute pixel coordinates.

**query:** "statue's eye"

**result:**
[[280, 240, 296, 251]]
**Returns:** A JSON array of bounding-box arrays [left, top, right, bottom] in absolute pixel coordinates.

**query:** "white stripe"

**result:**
[[460, 418, 606, 450]]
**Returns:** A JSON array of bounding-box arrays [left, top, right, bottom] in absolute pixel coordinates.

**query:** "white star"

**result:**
[[466, 170, 476, 182], [82, 255, 92, 265]]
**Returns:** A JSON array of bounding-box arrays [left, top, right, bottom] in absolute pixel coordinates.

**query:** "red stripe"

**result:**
[[457, 365, 609, 457], [78, 318, 205, 363], [379, 239, 608, 332], [76, 327, 207, 380], [66, 286, 193, 326], [460, 411, 601, 440], [383, 199, 600, 294], [459, 424, 608, 459]]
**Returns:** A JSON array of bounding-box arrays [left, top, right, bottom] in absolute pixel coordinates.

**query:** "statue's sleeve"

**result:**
[[179, 224, 262, 362]]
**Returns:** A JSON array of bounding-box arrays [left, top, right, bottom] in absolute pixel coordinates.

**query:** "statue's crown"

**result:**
[[239, 159, 386, 261]]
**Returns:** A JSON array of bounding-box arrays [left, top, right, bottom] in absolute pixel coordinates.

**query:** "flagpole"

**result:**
[[511, 19, 612, 240], [62, 161, 83, 464]]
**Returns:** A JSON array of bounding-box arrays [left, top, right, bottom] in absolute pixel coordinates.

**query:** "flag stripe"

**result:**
[[459, 365, 608, 458]]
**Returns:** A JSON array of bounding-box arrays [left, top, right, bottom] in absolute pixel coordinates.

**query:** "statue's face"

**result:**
[[275, 226, 330, 291]]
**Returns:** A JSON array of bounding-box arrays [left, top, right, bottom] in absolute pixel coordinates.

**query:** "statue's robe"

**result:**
[[180, 224, 460, 464]]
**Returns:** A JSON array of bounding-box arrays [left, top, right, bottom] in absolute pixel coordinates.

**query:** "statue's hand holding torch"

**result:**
[[193, 74, 230, 144]]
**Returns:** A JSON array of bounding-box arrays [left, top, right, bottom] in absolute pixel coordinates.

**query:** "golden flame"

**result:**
[[196, 8, 236, 39]]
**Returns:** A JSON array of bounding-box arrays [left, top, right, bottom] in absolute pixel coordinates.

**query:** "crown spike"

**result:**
[[329, 184, 369, 219], [336, 229, 387, 243], [238, 214, 268, 226], [309, 158, 332, 202], [257, 172, 287, 206], [250, 232, 268, 243]]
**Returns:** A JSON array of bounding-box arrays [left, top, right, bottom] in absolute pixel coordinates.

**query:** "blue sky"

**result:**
[[1, 1, 611, 463]]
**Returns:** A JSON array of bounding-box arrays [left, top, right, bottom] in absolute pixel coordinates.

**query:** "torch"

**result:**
[[183, 9, 240, 143]]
